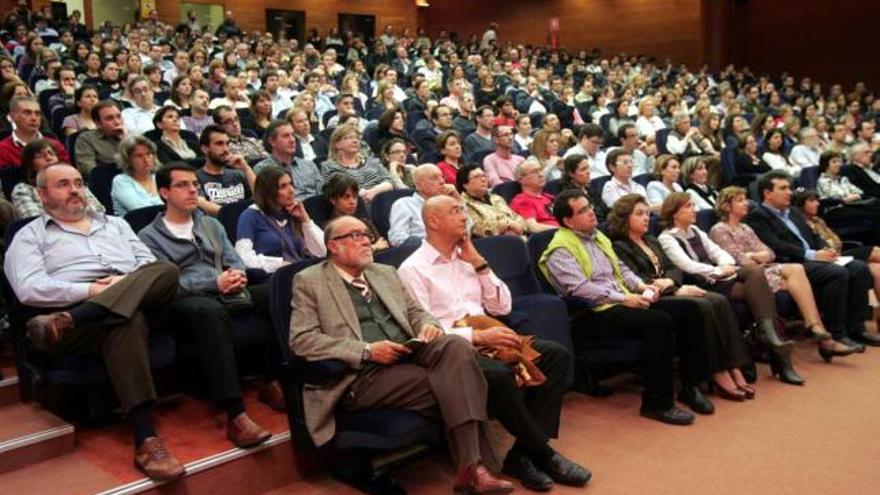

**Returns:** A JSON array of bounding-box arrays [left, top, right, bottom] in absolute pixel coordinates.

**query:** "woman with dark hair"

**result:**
[[657, 192, 801, 387], [710, 186, 854, 364], [457, 163, 527, 238], [240, 90, 273, 138], [734, 133, 771, 175], [607, 99, 634, 137], [79, 52, 103, 85], [235, 166, 325, 273], [380, 137, 415, 189], [374, 107, 414, 154], [795, 190, 880, 307], [61, 85, 99, 136], [12, 139, 104, 218], [560, 153, 609, 222], [0, 55, 18, 86], [762, 128, 800, 177], [166, 75, 193, 110], [321, 173, 388, 250], [0, 80, 31, 113], [609, 193, 745, 412], [153, 105, 201, 165], [435, 129, 464, 185]]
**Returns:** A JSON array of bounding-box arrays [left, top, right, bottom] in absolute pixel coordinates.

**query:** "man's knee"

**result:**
[[532, 339, 571, 373]]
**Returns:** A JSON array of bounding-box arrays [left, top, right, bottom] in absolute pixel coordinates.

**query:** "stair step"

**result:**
[[0, 402, 75, 474], [0, 375, 20, 406], [95, 432, 306, 495]]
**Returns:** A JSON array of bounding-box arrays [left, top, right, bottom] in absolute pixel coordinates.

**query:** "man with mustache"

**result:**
[[4, 163, 188, 481]]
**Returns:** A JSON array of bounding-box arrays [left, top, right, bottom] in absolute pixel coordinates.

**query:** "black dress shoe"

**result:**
[[502, 451, 553, 491], [535, 452, 592, 487], [640, 407, 695, 426], [677, 386, 715, 415], [838, 337, 867, 353], [851, 333, 880, 346]]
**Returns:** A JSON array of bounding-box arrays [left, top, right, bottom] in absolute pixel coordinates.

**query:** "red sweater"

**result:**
[[0, 135, 70, 168]]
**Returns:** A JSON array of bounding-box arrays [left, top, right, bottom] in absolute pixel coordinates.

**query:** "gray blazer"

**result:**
[[289, 261, 440, 447]]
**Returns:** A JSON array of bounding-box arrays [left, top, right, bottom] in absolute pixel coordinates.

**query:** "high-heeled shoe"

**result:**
[[736, 383, 756, 399], [806, 324, 832, 342], [710, 381, 747, 401], [818, 340, 858, 363], [757, 319, 794, 356], [769, 353, 805, 386]]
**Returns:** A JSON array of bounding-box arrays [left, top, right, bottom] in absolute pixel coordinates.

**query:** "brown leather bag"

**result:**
[[454, 314, 546, 387]]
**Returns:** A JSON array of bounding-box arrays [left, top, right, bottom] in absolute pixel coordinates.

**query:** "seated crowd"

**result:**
[[3, 9, 880, 493]]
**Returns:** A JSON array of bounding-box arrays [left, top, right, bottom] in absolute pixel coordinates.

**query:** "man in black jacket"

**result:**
[[745, 171, 877, 349], [842, 143, 880, 199]]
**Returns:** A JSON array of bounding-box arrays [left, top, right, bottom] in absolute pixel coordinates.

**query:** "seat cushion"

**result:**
[[332, 409, 442, 450]]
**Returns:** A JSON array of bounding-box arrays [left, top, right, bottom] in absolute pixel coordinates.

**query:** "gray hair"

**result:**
[[9, 95, 38, 113], [672, 111, 690, 126], [411, 163, 440, 191], [117, 135, 158, 174], [514, 158, 541, 179], [798, 126, 818, 141]]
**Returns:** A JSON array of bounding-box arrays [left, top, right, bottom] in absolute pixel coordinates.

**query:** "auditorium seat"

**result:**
[[269, 259, 442, 493], [370, 188, 414, 238], [87, 164, 121, 215], [491, 181, 522, 204]]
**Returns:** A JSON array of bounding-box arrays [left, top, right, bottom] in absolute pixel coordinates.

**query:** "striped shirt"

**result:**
[[321, 157, 392, 190]]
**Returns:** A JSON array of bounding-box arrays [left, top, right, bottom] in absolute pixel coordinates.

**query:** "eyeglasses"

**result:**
[[220, 117, 240, 125], [331, 230, 375, 243], [170, 180, 200, 190]]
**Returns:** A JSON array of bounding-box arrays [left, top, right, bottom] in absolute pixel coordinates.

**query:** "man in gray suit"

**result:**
[[289, 216, 513, 494]]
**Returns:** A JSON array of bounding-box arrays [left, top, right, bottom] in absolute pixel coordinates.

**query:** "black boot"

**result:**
[[770, 353, 805, 386], [757, 319, 793, 356]]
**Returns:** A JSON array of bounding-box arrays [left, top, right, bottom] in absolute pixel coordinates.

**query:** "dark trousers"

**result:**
[[651, 297, 711, 385], [161, 295, 242, 405], [804, 260, 872, 340], [47, 261, 180, 412], [341, 335, 498, 470], [571, 305, 675, 411], [478, 339, 570, 458]]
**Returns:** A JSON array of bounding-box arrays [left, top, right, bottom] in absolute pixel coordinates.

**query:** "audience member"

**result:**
[[0, 96, 69, 167], [254, 120, 324, 200], [509, 159, 558, 232], [195, 125, 256, 215], [457, 164, 527, 237], [111, 135, 164, 216]]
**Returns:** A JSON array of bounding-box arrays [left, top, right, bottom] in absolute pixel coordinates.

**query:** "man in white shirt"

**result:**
[[789, 127, 822, 169], [601, 149, 648, 208], [388, 164, 463, 247], [563, 123, 607, 177], [121, 76, 159, 135]]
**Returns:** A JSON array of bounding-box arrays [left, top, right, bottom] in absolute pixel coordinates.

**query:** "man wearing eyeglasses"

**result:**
[[138, 161, 276, 446], [212, 105, 269, 163], [121, 76, 159, 135], [563, 123, 607, 178], [290, 215, 513, 495], [5, 163, 190, 481], [483, 125, 525, 187]]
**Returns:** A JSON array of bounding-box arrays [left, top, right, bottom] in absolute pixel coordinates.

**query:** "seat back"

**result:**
[[269, 258, 325, 363], [303, 194, 368, 227], [474, 236, 541, 297], [633, 173, 654, 187], [373, 244, 418, 269], [217, 198, 254, 242], [123, 205, 164, 234], [525, 229, 560, 294], [589, 175, 611, 200], [491, 181, 522, 204], [371, 188, 414, 238], [655, 128, 672, 154], [0, 166, 22, 200], [467, 148, 494, 165], [544, 178, 563, 196], [696, 209, 718, 232], [87, 165, 121, 215], [798, 166, 820, 190]]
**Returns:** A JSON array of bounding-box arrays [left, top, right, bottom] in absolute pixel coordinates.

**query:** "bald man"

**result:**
[[387, 163, 471, 247], [398, 196, 590, 491], [289, 216, 512, 494]]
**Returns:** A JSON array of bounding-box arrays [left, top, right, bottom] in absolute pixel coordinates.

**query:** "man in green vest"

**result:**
[[538, 189, 695, 426]]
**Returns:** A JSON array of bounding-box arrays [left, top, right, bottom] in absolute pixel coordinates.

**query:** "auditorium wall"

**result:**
[[418, 0, 705, 69]]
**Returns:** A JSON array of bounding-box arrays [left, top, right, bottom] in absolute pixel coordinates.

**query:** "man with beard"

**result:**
[[4, 163, 189, 481], [74, 101, 126, 174], [196, 125, 256, 215]]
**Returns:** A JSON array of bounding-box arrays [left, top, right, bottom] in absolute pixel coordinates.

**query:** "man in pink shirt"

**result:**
[[509, 159, 558, 232], [483, 125, 525, 187], [398, 195, 590, 492]]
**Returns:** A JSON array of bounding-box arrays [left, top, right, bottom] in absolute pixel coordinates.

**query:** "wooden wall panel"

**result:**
[[728, 0, 880, 90], [154, 0, 417, 39], [421, 0, 705, 68]]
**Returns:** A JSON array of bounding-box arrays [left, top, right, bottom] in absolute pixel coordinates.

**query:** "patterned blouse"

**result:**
[[462, 193, 527, 238], [816, 173, 863, 200], [708, 221, 784, 292], [804, 216, 843, 253]]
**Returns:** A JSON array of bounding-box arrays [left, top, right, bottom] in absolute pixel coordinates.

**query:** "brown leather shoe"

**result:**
[[26, 312, 74, 351], [454, 462, 515, 494], [227, 413, 271, 448], [134, 437, 186, 482], [257, 380, 286, 411]]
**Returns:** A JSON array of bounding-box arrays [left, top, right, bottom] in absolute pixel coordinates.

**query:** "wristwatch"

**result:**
[[361, 343, 372, 364]]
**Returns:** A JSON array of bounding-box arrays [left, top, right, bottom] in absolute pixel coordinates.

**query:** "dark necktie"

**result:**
[[351, 277, 372, 302]]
